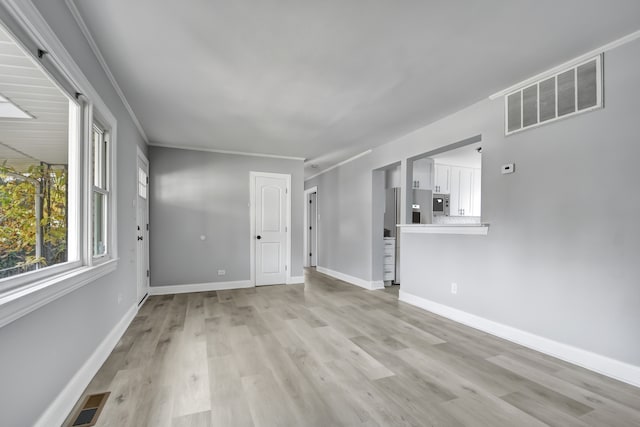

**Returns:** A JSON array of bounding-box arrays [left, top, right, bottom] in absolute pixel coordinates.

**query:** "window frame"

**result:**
[[91, 121, 112, 260], [0, 2, 119, 328], [504, 55, 603, 136]]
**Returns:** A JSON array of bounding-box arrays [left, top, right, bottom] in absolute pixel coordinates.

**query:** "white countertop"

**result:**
[[397, 223, 489, 235]]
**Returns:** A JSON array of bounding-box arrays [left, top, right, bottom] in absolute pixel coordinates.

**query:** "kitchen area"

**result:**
[[410, 142, 482, 225], [379, 141, 483, 290]]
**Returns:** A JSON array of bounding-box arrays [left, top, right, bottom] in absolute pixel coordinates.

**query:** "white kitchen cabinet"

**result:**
[[434, 164, 450, 194], [472, 168, 481, 216], [383, 238, 396, 282], [412, 158, 433, 190], [450, 166, 474, 216]]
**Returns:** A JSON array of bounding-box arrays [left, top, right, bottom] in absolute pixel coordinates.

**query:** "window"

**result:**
[[92, 123, 110, 257], [0, 6, 117, 322], [505, 55, 603, 135], [138, 167, 147, 199], [0, 24, 79, 287]]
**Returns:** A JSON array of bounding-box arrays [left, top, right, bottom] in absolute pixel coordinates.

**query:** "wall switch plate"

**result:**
[[217, 269, 226, 276], [501, 163, 515, 174], [117, 293, 123, 304], [451, 283, 458, 294]]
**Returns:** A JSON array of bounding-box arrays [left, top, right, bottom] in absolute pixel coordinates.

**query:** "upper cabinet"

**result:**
[[412, 158, 433, 190], [472, 168, 481, 216], [445, 165, 481, 217], [434, 164, 450, 194]]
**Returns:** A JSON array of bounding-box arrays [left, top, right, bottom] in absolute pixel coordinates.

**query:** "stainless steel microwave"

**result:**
[[433, 194, 450, 216]]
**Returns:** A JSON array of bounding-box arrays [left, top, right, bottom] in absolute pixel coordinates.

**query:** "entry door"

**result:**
[[136, 152, 150, 304], [308, 192, 317, 266], [255, 174, 288, 285]]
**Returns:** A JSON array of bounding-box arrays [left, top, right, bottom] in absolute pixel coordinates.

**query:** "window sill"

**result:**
[[0, 259, 118, 329], [398, 224, 489, 235]]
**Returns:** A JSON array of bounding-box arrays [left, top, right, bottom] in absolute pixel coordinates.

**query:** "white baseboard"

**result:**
[[149, 280, 253, 295], [286, 276, 304, 285], [370, 280, 385, 290], [34, 304, 138, 427], [399, 290, 640, 388], [316, 266, 382, 291]]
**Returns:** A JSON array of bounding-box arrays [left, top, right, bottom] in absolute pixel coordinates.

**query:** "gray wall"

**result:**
[[306, 156, 375, 281], [306, 38, 640, 367], [0, 2, 148, 427], [149, 147, 304, 286]]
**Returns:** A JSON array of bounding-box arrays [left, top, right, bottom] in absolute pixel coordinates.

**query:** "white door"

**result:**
[[254, 174, 288, 285], [308, 192, 317, 267], [136, 151, 150, 304]]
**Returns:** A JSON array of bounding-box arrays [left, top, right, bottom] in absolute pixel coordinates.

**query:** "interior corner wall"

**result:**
[[304, 156, 374, 282], [149, 147, 304, 286], [0, 1, 148, 427], [306, 37, 640, 369]]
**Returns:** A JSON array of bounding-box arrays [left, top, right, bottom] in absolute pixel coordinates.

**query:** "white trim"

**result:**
[[135, 146, 150, 302], [33, 303, 137, 427], [286, 276, 305, 285], [398, 290, 640, 388], [303, 186, 318, 268], [0, 260, 117, 329], [316, 266, 384, 290], [489, 30, 640, 100], [149, 280, 253, 295], [399, 224, 489, 235], [371, 280, 385, 290], [149, 142, 305, 161], [305, 149, 372, 181], [64, 0, 149, 143], [249, 172, 292, 286]]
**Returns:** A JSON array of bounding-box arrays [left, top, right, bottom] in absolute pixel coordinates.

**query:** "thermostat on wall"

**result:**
[[501, 163, 515, 174]]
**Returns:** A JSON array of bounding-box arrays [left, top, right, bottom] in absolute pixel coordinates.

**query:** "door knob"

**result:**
[[137, 236, 143, 241], [256, 235, 262, 240]]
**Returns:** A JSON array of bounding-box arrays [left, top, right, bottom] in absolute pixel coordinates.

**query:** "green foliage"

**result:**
[[0, 164, 67, 275]]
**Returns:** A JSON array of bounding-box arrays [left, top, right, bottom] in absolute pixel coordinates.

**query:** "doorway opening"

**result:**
[[304, 186, 318, 268], [372, 163, 401, 295], [136, 147, 149, 305]]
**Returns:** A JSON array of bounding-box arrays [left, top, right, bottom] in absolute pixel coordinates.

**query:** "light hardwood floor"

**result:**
[[65, 268, 640, 427]]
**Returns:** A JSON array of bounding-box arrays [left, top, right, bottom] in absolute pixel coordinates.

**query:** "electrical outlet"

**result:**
[[217, 269, 226, 276], [117, 293, 123, 304], [451, 283, 458, 294]]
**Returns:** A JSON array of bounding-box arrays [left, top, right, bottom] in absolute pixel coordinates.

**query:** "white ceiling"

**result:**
[[0, 24, 69, 171], [70, 1, 640, 177], [432, 143, 482, 169]]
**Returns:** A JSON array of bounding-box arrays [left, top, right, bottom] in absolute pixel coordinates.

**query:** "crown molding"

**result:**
[[65, 0, 149, 143], [489, 30, 640, 100], [305, 149, 372, 181], [149, 142, 306, 161]]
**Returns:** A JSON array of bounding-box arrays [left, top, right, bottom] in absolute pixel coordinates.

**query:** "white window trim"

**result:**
[[90, 122, 113, 261], [0, 0, 119, 328]]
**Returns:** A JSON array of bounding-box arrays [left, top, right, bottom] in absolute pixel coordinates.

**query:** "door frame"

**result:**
[[136, 146, 150, 305], [249, 171, 292, 286], [303, 186, 318, 268]]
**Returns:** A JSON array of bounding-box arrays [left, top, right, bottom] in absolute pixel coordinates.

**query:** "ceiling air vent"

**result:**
[[505, 55, 603, 135]]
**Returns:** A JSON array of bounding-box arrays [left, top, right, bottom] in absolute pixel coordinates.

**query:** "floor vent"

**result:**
[[69, 392, 110, 427]]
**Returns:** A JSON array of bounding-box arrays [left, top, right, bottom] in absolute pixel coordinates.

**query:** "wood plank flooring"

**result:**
[[65, 268, 640, 426]]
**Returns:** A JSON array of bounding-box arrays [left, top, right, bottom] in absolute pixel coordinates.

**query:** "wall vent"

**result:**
[[68, 392, 110, 427], [505, 55, 603, 135]]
